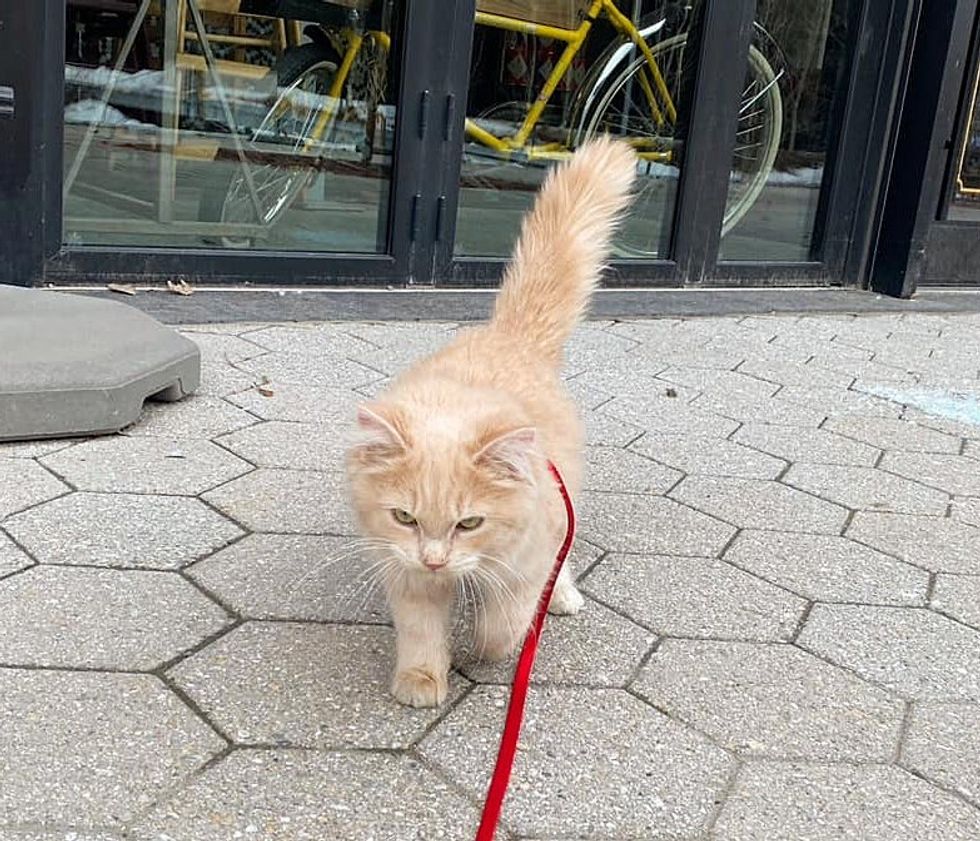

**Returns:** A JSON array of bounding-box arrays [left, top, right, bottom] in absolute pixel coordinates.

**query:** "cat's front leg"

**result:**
[[387, 576, 453, 708]]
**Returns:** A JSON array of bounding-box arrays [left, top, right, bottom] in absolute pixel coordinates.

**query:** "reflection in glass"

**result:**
[[455, 1, 700, 260], [949, 57, 980, 222], [63, 0, 400, 252], [720, 0, 856, 261]]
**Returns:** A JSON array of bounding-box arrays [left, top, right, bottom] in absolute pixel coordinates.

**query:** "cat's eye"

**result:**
[[392, 508, 417, 526], [456, 516, 484, 531]]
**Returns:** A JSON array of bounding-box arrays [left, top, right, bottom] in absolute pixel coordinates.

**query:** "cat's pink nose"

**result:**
[[424, 559, 447, 571]]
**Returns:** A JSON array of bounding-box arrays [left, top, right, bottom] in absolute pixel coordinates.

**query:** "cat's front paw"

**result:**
[[391, 667, 448, 708], [548, 580, 585, 615]]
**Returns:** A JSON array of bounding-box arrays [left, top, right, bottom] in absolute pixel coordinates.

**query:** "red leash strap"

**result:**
[[474, 460, 576, 841]]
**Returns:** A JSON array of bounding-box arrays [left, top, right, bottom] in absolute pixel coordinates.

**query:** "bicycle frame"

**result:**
[[465, 0, 677, 161], [302, 28, 391, 152]]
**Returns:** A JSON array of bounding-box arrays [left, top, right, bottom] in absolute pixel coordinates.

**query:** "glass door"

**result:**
[[40, 0, 445, 285]]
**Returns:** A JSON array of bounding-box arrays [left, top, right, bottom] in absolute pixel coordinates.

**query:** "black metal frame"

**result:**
[[5, 0, 451, 287], [0, 0, 939, 293], [918, 0, 980, 286], [869, 0, 980, 294], [0, 0, 64, 285], [438, 0, 921, 291]]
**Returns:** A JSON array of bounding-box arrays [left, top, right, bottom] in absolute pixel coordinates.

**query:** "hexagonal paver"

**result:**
[[847, 512, 980, 573], [635, 640, 903, 761], [194, 359, 257, 397], [659, 367, 779, 402], [670, 477, 848, 533], [0, 567, 230, 669], [579, 492, 735, 555], [582, 446, 681, 494], [630, 433, 785, 478], [0, 532, 31, 578], [125, 396, 256, 438], [737, 358, 855, 388], [784, 464, 948, 515], [825, 416, 961, 453], [573, 368, 696, 399], [932, 574, 980, 628], [217, 421, 348, 472], [227, 382, 361, 423], [169, 622, 465, 748], [0, 459, 67, 520], [0, 439, 74, 459], [693, 391, 828, 427], [40, 437, 250, 495], [723, 530, 928, 604], [582, 409, 644, 447], [133, 749, 479, 840], [714, 762, 980, 841], [238, 350, 381, 388], [775, 385, 902, 418], [187, 533, 389, 622], [244, 324, 371, 357], [733, 425, 880, 466], [563, 327, 638, 375], [185, 331, 268, 363], [797, 605, 980, 700], [880, 452, 980, 496], [418, 686, 733, 838], [904, 702, 980, 804], [458, 596, 654, 686], [953, 496, 980, 527], [599, 394, 739, 436], [582, 554, 804, 641], [4, 492, 242, 570], [202, 468, 356, 534], [0, 669, 223, 826], [350, 333, 459, 377], [0, 832, 122, 840]]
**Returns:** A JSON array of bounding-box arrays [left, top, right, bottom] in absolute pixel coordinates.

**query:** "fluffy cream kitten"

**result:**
[[346, 137, 636, 707]]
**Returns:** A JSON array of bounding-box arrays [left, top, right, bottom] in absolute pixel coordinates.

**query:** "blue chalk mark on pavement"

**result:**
[[859, 384, 980, 427]]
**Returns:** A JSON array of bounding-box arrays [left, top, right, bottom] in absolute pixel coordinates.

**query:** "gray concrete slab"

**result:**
[[0, 285, 200, 441]]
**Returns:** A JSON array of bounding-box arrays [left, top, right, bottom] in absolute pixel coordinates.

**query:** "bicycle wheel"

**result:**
[[200, 42, 339, 248], [578, 34, 782, 258]]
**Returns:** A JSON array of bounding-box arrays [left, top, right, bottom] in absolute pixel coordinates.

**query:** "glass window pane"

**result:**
[[719, 0, 856, 261], [63, 0, 401, 252], [949, 57, 980, 222], [455, 1, 697, 260]]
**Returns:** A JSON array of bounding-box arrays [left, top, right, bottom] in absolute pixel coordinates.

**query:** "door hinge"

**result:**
[[418, 90, 430, 139], [443, 94, 456, 141], [410, 193, 422, 241], [435, 195, 447, 241], [0, 86, 14, 119]]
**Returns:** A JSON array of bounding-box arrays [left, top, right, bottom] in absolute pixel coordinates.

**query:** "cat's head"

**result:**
[[345, 398, 544, 577]]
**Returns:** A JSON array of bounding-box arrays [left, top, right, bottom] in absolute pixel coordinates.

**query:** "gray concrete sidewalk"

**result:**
[[2, 312, 980, 840]]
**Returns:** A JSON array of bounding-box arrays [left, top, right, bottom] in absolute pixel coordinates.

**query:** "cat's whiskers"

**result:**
[[284, 538, 396, 605]]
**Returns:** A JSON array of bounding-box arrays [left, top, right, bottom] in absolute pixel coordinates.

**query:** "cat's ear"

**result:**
[[474, 426, 539, 484], [351, 404, 408, 465]]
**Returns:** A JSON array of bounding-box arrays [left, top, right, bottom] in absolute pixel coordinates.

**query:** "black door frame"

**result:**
[[0, 0, 64, 285], [869, 0, 980, 294], [0, 0, 922, 292]]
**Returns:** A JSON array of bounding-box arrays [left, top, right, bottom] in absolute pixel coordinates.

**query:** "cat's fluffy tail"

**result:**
[[490, 136, 636, 365]]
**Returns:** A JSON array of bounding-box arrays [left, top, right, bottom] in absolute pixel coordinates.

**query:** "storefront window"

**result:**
[[948, 56, 980, 222], [454, 1, 698, 260], [719, 0, 857, 261], [63, 0, 401, 252]]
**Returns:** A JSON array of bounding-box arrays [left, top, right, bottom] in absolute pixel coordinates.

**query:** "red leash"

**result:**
[[474, 460, 576, 841]]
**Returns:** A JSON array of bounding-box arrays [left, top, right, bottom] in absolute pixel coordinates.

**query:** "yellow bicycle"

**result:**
[[212, 0, 783, 256]]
